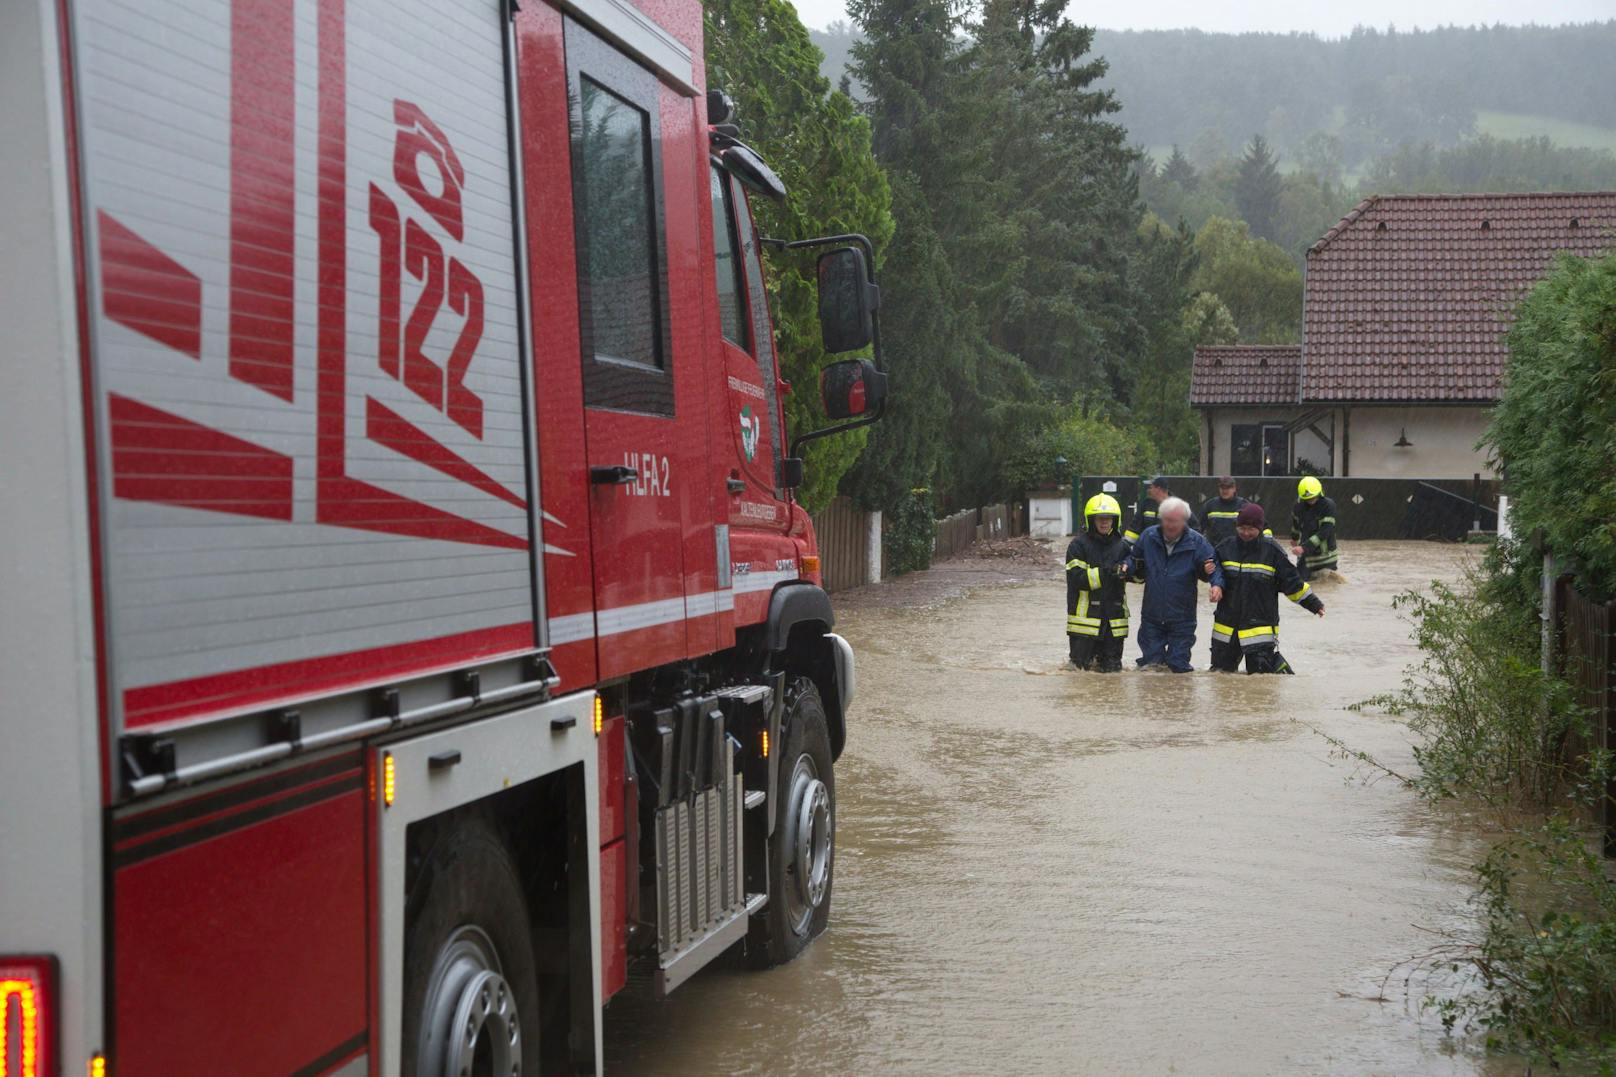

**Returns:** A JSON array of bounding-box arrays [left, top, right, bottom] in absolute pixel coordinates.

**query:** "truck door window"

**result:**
[[731, 179, 782, 464], [710, 166, 749, 351], [567, 26, 673, 415]]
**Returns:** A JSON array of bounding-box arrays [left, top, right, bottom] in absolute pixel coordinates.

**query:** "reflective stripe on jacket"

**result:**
[[1290, 495, 1339, 569], [1124, 496, 1159, 544], [1066, 529, 1130, 638], [1212, 535, 1323, 648], [1196, 495, 1270, 547]]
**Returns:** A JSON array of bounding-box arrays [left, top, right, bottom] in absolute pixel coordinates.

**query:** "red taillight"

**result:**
[[0, 956, 55, 1077]]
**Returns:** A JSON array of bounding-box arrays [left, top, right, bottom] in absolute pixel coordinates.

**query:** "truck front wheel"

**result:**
[[753, 676, 836, 966], [403, 820, 541, 1077]]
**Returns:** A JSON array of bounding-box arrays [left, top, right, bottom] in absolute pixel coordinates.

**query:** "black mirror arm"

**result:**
[[760, 232, 884, 371], [789, 397, 888, 461]]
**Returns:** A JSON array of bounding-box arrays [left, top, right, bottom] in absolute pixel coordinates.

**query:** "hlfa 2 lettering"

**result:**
[[623, 452, 671, 497]]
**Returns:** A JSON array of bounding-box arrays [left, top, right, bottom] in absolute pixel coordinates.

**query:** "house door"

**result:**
[[1261, 424, 1289, 475]]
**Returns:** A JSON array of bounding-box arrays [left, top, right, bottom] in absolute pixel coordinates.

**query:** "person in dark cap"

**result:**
[[1198, 475, 1268, 548], [1125, 476, 1187, 546], [1210, 503, 1324, 674]]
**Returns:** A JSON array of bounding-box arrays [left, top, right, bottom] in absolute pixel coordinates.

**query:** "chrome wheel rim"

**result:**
[[417, 925, 521, 1077], [784, 753, 832, 934]]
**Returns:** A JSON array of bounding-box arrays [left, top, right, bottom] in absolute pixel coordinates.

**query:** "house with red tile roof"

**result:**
[[1192, 192, 1616, 478]]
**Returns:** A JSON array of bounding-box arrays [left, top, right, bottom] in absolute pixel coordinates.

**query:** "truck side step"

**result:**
[[655, 893, 767, 997], [743, 789, 765, 810]]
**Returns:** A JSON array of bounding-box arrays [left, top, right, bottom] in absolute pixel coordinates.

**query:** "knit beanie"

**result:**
[[1236, 503, 1266, 529]]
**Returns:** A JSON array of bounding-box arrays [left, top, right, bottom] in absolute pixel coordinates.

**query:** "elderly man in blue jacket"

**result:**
[[1118, 497, 1224, 672]]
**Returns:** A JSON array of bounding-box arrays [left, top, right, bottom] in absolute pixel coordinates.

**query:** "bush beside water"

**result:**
[[1363, 547, 1616, 1065]]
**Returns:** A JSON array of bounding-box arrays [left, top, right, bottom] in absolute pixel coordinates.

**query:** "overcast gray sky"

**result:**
[[790, 0, 1616, 35]]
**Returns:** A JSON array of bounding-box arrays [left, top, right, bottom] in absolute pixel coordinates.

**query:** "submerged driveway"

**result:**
[[607, 540, 1514, 1075]]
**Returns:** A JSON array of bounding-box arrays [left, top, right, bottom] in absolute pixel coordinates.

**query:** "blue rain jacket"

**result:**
[[1121, 524, 1224, 624]]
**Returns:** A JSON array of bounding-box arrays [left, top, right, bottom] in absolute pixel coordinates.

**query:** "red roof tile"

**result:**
[[1302, 192, 1616, 402], [1189, 345, 1301, 406]]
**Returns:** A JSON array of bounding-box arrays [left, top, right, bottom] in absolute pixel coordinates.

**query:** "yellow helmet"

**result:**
[[1298, 476, 1323, 500], [1084, 493, 1122, 530]]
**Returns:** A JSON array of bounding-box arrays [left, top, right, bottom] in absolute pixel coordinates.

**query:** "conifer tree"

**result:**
[[1235, 134, 1284, 242]]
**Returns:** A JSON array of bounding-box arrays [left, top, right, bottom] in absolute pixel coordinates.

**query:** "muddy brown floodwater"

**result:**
[[605, 539, 1529, 1075]]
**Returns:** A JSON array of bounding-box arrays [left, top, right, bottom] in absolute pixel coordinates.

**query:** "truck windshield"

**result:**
[[731, 178, 782, 466], [709, 165, 750, 351]]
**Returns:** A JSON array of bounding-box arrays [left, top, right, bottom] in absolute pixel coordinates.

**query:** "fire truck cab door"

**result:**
[[564, 18, 688, 677]]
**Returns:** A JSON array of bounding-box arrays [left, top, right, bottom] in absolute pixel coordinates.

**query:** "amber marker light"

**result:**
[[802, 554, 820, 574], [90, 1054, 108, 1077], [0, 956, 53, 1077], [382, 751, 396, 808], [761, 729, 770, 759], [594, 696, 604, 736]]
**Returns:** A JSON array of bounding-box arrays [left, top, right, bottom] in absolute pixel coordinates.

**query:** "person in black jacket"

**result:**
[[1197, 475, 1269, 547], [1212, 503, 1324, 673], [1125, 476, 1172, 545], [1066, 493, 1131, 672], [1289, 475, 1339, 580]]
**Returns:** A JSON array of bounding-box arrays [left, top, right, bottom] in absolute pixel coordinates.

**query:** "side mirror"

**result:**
[[817, 247, 878, 353], [820, 358, 887, 421]]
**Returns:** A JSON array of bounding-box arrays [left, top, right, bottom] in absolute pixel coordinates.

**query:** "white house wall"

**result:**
[[1345, 406, 1494, 479]]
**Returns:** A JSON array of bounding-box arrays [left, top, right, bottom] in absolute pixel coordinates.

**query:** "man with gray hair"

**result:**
[[1118, 496, 1224, 672]]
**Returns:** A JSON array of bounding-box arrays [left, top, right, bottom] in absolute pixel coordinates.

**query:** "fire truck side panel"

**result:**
[[375, 691, 602, 1075], [110, 751, 370, 1075], [0, 0, 107, 1066], [598, 714, 629, 999], [70, 0, 541, 739], [514, 3, 599, 691]]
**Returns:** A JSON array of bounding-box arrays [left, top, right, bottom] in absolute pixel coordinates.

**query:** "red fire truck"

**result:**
[[1, 0, 888, 1072]]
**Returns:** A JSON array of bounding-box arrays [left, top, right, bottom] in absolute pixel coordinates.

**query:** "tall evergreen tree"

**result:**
[[704, 0, 894, 512], [1235, 133, 1283, 242], [1161, 144, 1199, 190], [841, 0, 979, 510]]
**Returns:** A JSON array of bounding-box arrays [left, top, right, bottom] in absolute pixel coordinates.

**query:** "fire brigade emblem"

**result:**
[[739, 405, 760, 461]]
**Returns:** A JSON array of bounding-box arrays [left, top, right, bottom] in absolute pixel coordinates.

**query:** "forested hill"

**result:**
[[812, 21, 1616, 169]]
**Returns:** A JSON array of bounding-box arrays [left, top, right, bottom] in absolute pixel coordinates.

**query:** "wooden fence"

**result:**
[[1557, 580, 1616, 854], [811, 496, 871, 594], [812, 498, 1028, 592], [933, 502, 1025, 562]]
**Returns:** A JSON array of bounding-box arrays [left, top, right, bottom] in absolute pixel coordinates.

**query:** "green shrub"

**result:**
[[1483, 251, 1616, 601], [1431, 816, 1616, 1068], [1361, 564, 1589, 810], [883, 487, 935, 578]]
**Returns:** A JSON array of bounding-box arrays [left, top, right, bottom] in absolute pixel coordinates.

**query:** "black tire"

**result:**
[[751, 676, 836, 967], [402, 819, 541, 1077]]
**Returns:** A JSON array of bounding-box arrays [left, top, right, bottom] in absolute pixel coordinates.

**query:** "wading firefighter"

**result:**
[[1198, 475, 1268, 547], [1213, 504, 1325, 674], [1065, 494, 1131, 672], [1124, 475, 1172, 545], [1290, 476, 1340, 578]]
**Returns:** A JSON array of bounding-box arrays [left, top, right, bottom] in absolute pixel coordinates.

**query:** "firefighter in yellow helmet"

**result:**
[[1289, 475, 1339, 580], [1066, 493, 1131, 671]]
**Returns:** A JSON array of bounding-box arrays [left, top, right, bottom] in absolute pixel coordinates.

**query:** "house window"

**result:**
[[1231, 423, 1290, 476]]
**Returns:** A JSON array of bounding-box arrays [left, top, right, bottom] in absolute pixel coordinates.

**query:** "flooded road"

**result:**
[[605, 540, 1518, 1075]]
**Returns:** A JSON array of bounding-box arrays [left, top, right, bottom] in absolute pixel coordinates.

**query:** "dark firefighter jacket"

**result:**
[[1212, 535, 1324, 648], [1065, 529, 1130, 638], [1120, 525, 1224, 625], [1290, 496, 1340, 571], [1196, 495, 1270, 546], [1123, 496, 1159, 544]]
